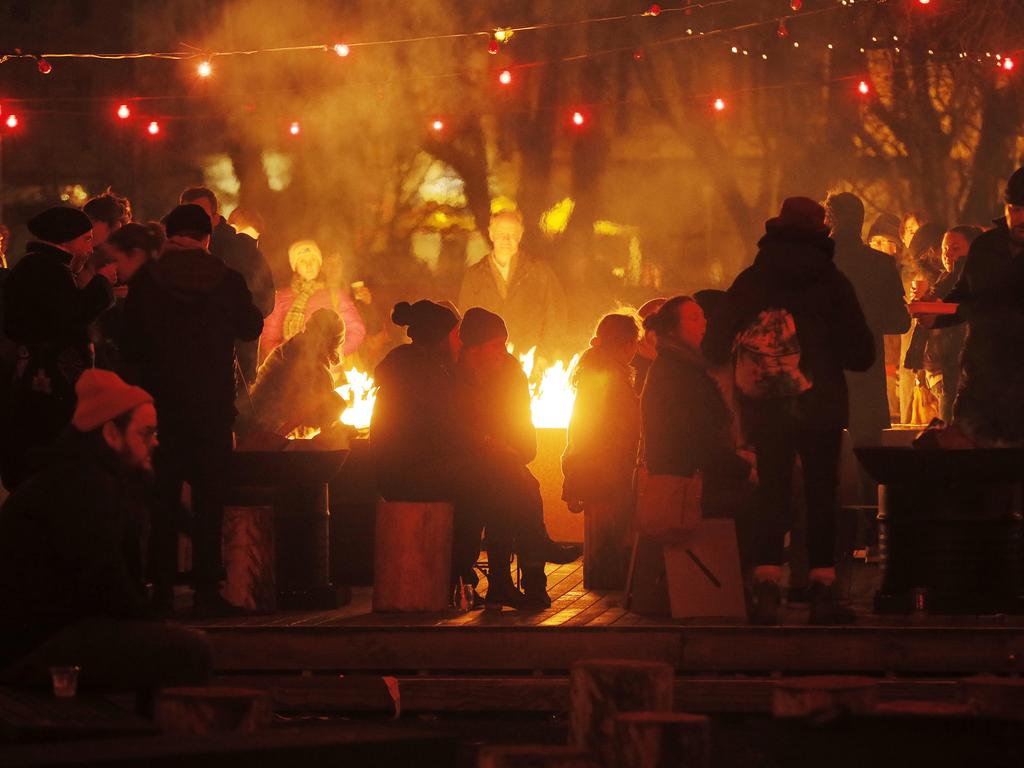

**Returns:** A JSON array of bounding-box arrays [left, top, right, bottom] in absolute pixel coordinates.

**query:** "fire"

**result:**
[[336, 367, 377, 430], [517, 347, 580, 430], [336, 350, 579, 431]]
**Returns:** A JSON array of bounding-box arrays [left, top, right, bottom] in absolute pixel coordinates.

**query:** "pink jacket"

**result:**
[[260, 285, 366, 362]]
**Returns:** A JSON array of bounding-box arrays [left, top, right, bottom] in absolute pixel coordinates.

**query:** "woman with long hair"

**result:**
[[563, 312, 642, 589]]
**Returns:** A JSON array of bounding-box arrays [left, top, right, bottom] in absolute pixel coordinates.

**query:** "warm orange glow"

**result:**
[[289, 121, 301, 135], [197, 60, 212, 78], [336, 353, 579, 432], [499, 69, 513, 85], [334, 43, 350, 57], [116, 103, 131, 119], [432, 119, 444, 132], [713, 98, 726, 111]]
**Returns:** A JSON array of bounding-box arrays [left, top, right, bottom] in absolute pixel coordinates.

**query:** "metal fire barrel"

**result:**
[[856, 448, 1024, 614], [227, 450, 348, 610]]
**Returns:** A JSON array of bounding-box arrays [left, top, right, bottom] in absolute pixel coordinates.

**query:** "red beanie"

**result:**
[[72, 369, 153, 432]]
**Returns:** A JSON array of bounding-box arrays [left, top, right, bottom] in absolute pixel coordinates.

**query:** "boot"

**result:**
[[749, 580, 781, 626], [808, 581, 856, 625], [521, 563, 551, 609], [485, 549, 528, 610]]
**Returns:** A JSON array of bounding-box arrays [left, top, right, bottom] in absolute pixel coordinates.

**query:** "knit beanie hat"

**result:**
[[637, 297, 668, 320], [27, 207, 93, 245], [1005, 167, 1024, 206], [162, 204, 213, 238], [391, 300, 459, 345], [459, 307, 508, 349], [72, 369, 153, 433], [766, 197, 828, 234]]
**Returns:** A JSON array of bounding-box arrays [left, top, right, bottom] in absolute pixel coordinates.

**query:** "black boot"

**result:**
[[749, 580, 781, 626], [808, 581, 856, 625], [485, 549, 527, 610], [521, 563, 552, 609]]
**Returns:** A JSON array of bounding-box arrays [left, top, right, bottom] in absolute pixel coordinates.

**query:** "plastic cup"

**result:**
[[50, 666, 80, 698]]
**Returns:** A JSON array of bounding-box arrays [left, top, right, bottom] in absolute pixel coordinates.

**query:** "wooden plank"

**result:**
[[206, 626, 684, 672], [203, 624, 1024, 674], [207, 674, 964, 715], [0, 722, 455, 767]]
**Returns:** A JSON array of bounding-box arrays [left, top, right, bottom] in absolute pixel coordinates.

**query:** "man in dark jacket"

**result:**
[[0, 369, 210, 694], [123, 204, 263, 616], [922, 167, 1024, 445], [704, 197, 874, 626], [180, 187, 275, 382], [1, 207, 113, 490], [458, 209, 567, 358], [826, 192, 910, 447]]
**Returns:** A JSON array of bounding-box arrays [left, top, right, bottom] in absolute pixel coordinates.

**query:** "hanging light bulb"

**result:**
[[116, 103, 131, 120], [858, 80, 871, 95], [487, 38, 500, 55], [776, 19, 789, 38], [571, 111, 585, 126], [333, 43, 350, 57], [1003, 57, 1015, 71], [432, 119, 444, 132], [197, 60, 212, 77], [643, 3, 662, 16], [790, 0, 803, 10], [713, 98, 726, 111], [147, 120, 160, 135], [289, 121, 301, 135], [498, 69, 513, 85], [5, 113, 19, 129], [37, 57, 53, 75]]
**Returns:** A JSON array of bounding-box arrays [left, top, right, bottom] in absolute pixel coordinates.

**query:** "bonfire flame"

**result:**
[[336, 349, 578, 431]]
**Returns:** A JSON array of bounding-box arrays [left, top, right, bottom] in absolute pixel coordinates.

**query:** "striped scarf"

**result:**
[[283, 274, 324, 341]]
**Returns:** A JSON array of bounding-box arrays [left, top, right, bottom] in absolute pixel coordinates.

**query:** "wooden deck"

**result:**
[[191, 558, 1024, 715]]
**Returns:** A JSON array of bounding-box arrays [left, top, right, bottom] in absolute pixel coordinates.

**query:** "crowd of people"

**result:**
[[0, 163, 1021, 699]]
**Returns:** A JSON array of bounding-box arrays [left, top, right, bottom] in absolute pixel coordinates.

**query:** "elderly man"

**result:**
[[458, 209, 567, 358], [921, 167, 1024, 445], [0, 369, 211, 696], [1, 207, 113, 490]]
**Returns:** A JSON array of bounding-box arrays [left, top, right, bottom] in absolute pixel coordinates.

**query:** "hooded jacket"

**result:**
[[121, 240, 263, 420], [703, 225, 875, 433], [0, 429, 152, 665]]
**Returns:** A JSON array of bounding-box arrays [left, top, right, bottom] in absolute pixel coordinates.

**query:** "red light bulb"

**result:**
[[790, 0, 802, 10], [645, 3, 661, 16], [571, 111, 585, 126], [488, 39, 499, 55], [37, 58, 53, 75], [116, 103, 131, 120], [289, 121, 301, 135], [498, 69, 512, 85], [713, 98, 726, 112], [147, 121, 160, 135], [777, 20, 789, 38], [5, 114, 18, 129], [858, 80, 871, 95]]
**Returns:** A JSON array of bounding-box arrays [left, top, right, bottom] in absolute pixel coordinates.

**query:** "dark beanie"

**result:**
[[460, 307, 509, 349], [162, 204, 213, 238], [1005, 167, 1024, 206], [765, 197, 828, 233], [391, 300, 458, 345], [27, 207, 93, 244]]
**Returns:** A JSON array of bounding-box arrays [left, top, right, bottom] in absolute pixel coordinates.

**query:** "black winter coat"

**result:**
[[122, 243, 263, 422], [456, 352, 537, 466], [0, 431, 152, 665], [211, 220, 276, 318], [370, 343, 466, 500], [703, 225, 875, 434], [641, 339, 749, 487], [938, 220, 1024, 442], [832, 233, 910, 438]]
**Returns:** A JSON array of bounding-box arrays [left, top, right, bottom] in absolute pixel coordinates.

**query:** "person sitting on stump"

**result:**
[[0, 369, 211, 699], [456, 307, 580, 609], [245, 308, 347, 438]]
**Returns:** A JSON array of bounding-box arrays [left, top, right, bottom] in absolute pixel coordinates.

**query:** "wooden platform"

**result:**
[[192, 559, 1024, 715]]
